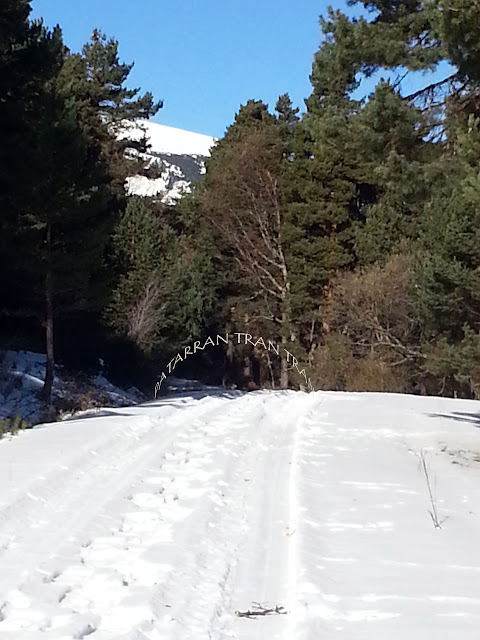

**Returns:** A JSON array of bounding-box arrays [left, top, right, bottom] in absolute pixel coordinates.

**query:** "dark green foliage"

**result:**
[[4, 0, 480, 398], [60, 29, 162, 199], [205, 99, 275, 175], [275, 93, 300, 126], [284, 30, 365, 340], [105, 189, 228, 380], [0, 10, 65, 314], [411, 115, 480, 395], [172, 189, 229, 346], [345, 0, 445, 74], [81, 29, 161, 123], [433, 0, 480, 84], [0, 9, 162, 399], [105, 196, 172, 355], [354, 82, 437, 264], [191, 0, 480, 394], [307, 8, 362, 111]]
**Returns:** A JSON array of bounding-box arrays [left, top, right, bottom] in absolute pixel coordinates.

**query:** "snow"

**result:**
[[120, 120, 217, 203], [0, 350, 144, 426], [125, 174, 191, 203], [0, 389, 479, 638], [121, 120, 217, 157]]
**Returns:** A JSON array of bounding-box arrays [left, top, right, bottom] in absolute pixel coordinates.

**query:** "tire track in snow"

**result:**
[[185, 390, 319, 640], [139, 392, 281, 639], [0, 394, 236, 638], [123, 391, 317, 640], [3, 389, 479, 638], [283, 392, 323, 640]]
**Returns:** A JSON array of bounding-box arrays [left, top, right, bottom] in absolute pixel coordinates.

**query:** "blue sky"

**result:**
[[30, 0, 350, 138], [31, 1, 447, 139]]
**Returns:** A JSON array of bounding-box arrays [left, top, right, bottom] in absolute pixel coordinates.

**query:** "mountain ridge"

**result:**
[[121, 120, 218, 204]]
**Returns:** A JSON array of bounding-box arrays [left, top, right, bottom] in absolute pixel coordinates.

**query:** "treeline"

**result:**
[[2, 0, 480, 401], [0, 1, 166, 399], [176, 0, 480, 398]]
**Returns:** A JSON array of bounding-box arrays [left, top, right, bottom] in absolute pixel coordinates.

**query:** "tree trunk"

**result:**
[[280, 321, 289, 390], [222, 323, 235, 388], [243, 355, 253, 385], [265, 348, 275, 390], [280, 353, 289, 389], [42, 224, 54, 403], [279, 290, 290, 389]]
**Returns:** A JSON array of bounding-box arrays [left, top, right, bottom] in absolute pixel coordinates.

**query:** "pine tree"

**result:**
[[0, 5, 64, 308], [106, 190, 228, 385], [413, 114, 480, 396], [106, 196, 171, 354], [323, 0, 480, 396], [0, 17, 159, 401], [60, 29, 163, 201], [275, 93, 300, 127], [283, 15, 367, 359], [339, 1, 444, 75], [173, 189, 229, 348], [353, 81, 438, 265], [18, 26, 112, 400], [202, 102, 296, 387]]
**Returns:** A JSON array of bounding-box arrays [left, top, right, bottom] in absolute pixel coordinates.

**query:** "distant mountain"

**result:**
[[121, 120, 217, 205]]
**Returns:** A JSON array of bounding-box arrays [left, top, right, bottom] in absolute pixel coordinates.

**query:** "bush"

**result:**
[[310, 334, 354, 391], [54, 388, 110, 417], [0, 414, 27, 438], [345, 353, 409, 393], [311, 254, 421, 393], [421, 329, 480, 398]]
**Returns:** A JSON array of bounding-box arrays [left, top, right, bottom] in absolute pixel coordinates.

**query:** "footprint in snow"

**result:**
[[58, 587, 71, 603], [75, 623, 96, 639], [43, 570, 61, 584]]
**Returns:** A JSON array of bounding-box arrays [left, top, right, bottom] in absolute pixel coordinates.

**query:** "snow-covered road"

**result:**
[[0, 389, 479, 639]]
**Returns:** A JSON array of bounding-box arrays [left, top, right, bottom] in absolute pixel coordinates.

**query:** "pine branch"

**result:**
[[403, 73, 458, 103]]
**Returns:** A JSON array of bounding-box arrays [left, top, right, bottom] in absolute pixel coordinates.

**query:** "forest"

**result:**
[[2, 0, 480, 406]]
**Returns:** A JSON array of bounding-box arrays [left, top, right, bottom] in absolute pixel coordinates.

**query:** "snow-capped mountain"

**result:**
[[121, 120, 217, 205]]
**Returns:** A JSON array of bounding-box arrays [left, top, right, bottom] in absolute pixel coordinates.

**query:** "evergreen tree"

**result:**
[[106, 196, 171, 354], [354, 81, 438, 264], [0, 16, 163, 400], [61, 29, 163, 199], [413, 114, 480, 396], [0, 5, 64, 309], [173, 189, 229, 349], [106, 190, 229, 384], [283, 16, 367, 358], [0, 0, 30, 50], [205, 99, 275, 174], [335, 0, 444, 77], [17, 25, 112, 400], [319, 0, 480, 397], [275, 93, 300, 127], [202, 102, 296, 387]]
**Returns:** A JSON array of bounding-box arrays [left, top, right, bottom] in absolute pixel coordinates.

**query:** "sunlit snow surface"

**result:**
[[0, 389, 479, 638], [121, 120, 217, 204], [125, 120, 216, 157]]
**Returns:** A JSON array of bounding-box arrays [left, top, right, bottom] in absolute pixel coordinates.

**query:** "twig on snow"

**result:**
[[235, 603, 287, 618], [418, 449, 442, 529], [407, 444, 444, 529]]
